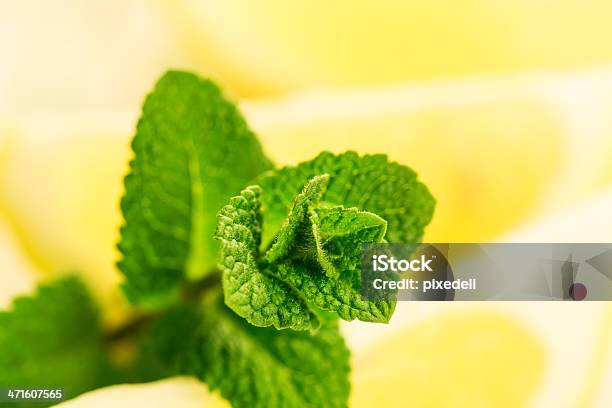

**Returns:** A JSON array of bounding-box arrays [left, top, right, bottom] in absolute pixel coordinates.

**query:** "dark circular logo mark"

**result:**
[[569, 282, 587, 301]]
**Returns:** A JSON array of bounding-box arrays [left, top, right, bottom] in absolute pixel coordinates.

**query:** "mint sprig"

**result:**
[[1, 70, 435, 408]]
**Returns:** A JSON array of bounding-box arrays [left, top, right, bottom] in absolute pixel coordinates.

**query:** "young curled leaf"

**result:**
[[310, 206, 387, 279], [264, 174, 330, 264]]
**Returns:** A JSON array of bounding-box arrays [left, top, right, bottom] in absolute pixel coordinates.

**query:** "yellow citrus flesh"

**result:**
[[351, 311, 545, 408], [348, 301, 612, 407]]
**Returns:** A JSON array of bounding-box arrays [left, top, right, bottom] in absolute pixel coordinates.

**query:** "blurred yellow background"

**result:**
[[1, 0, 612, 407], [163, 0, 612, 97]]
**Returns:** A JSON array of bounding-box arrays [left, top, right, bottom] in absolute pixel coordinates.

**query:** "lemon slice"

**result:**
[[347, 301, 611, 408], [162, 0, 612, 97], [52, 377, 228, 408], [350, 310, 546, 407]]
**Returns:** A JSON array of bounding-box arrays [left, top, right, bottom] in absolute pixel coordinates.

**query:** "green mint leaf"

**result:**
[[145, 297, 350, 408], [216, 185, 319, 331], [216, 179, 395, 331], [257, 151, 435, 247], [118, 71, 273, 308], [0, 277, 114, 406]]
